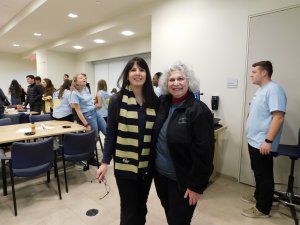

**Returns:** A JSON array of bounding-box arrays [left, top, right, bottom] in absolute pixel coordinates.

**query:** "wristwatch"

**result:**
[[84, 123, 89, 127], [265, 139, 273, 143]]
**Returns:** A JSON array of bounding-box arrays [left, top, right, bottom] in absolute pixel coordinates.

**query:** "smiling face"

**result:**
[[167, 71, 189, 98], [128, 62, 146, 89]]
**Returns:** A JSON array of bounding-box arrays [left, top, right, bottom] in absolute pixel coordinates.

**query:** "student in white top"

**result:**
[[52, 80, 73, 122], [95, 79, 110, 122]]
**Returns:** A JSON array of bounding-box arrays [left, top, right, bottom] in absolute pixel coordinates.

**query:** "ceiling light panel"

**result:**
[[121, 30, 134, 36], [94, 39, 105, 44], [68, 13, 78, 18], [73, 45, 83, 49], [33, 33, 42, 36]]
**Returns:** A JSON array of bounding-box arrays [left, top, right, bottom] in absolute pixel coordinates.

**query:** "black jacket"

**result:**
[[0, 88, 6, 115], [153, 92, 214, 194], [24, 84, 43, 107]]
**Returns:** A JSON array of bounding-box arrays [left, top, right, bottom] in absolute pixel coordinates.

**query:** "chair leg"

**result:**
[[98, 136, 104, 152], [95, 147, 100, 169], [1, 159, 7, 196], [53, 153, 62, 200], [62, 156, 68, 193], [274, 159, 300, 225], [9, 162, 17, 216], [288, 204, 299, 225], [47, 171, 50, 183]]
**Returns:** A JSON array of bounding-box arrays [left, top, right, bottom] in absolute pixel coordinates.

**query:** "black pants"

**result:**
[[154, 172, 196, 225], [115, 174, 152, 225], [248, 144, 274, 214], [52, 114, 74, 122], [30, 105, 42, 114]]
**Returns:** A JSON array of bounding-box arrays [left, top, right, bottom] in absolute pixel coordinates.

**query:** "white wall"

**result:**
[[46, 51, 77, 89], [151, 0, 300, 178], [0, 52, 35, 98], [76, 36, 151, 95]]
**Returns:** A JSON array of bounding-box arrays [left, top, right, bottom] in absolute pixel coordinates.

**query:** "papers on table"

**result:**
[[16, 124, 54, 133]]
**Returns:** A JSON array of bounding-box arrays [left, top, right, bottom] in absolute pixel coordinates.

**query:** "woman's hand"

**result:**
[[184, 188, 202, 205], [96, 163, 108, 182], [85, 124, 91, 131]]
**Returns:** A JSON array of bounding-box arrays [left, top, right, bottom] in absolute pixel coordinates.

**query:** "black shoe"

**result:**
[[88, 158, 99, 167]]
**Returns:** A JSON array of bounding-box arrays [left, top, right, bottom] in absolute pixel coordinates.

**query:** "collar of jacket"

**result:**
[[162, 91, 196, 109]]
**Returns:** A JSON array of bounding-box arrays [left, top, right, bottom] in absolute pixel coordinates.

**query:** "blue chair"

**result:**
[[4, 137, 62, 216], [274, 128, 300, 225], [30, 114, 52, 122], [0, 117, 12, 126], [61, 131, 99, 192]]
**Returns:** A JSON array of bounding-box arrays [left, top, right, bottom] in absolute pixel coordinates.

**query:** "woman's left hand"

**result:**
[[85, 124, 91, 131], [184, 188, 201, 205]]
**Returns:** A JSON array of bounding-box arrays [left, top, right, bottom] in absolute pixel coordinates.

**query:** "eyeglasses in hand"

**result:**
[[90, 178, 110, 200]]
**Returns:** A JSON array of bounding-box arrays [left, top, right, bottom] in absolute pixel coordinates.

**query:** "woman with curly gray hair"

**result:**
[[152, 62, 214, 225]]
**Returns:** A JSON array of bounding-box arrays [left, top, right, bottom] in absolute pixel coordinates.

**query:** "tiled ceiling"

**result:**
[[0, 0, 157, 55]]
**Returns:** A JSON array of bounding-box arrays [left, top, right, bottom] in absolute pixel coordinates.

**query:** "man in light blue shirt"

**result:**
[[242, 61, 287, 218]]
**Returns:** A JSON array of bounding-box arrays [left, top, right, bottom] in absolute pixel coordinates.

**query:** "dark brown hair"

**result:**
[[252, 61, 273, 77]]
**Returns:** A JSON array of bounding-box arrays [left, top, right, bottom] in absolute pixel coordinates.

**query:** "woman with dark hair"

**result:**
[[42, 78, 56, 113], [96, 57, 159, 225], [52, 79, 73, 122], [8, 79, 26, 105]]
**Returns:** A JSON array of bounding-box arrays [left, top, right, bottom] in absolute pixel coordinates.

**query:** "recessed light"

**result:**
[[33, 33, 42, 36], [121, 30, 134, 36], [13, 44, 20, 47], [73, 45, 83, 49], [68, 13, 78, 18], [94, 39, 105, 44]]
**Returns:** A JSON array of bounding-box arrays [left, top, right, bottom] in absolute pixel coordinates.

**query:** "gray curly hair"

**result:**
[[159, 62, 200, 95]]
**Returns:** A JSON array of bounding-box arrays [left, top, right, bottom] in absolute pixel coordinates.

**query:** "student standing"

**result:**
[[24, 75, 44, 114], [242, 61, 287, 218], [52, 79, 73, 122], [70, 73, 106, 165], [42, 78, 56, 114], [96, 57, 159, 225], [95, 79, 110, 122], [8, 79, 25, 105]]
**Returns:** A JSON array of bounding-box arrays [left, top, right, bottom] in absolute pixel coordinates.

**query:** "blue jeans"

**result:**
[[11, 96, 22, 105], [83, 109, 107, 140]]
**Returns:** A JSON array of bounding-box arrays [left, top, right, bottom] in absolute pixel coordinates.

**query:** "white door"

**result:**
[[240, 6, 300, 186]]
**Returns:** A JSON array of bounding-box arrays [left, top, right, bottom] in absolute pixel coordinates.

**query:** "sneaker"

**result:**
[[241, 195, 257, 204], [241, 206, 270, 218]]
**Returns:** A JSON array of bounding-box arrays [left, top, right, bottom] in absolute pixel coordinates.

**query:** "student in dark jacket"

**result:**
[[0, 88, 7, 118], [96, 57, 159, 225], [152, 62, 214, 225], [24, 75, 44, 114]]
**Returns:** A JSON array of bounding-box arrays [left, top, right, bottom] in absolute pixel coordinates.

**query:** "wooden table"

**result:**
[[4, 110, 38, 115], [0, 120, 85, 144], [0, 120, 85, 195]]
